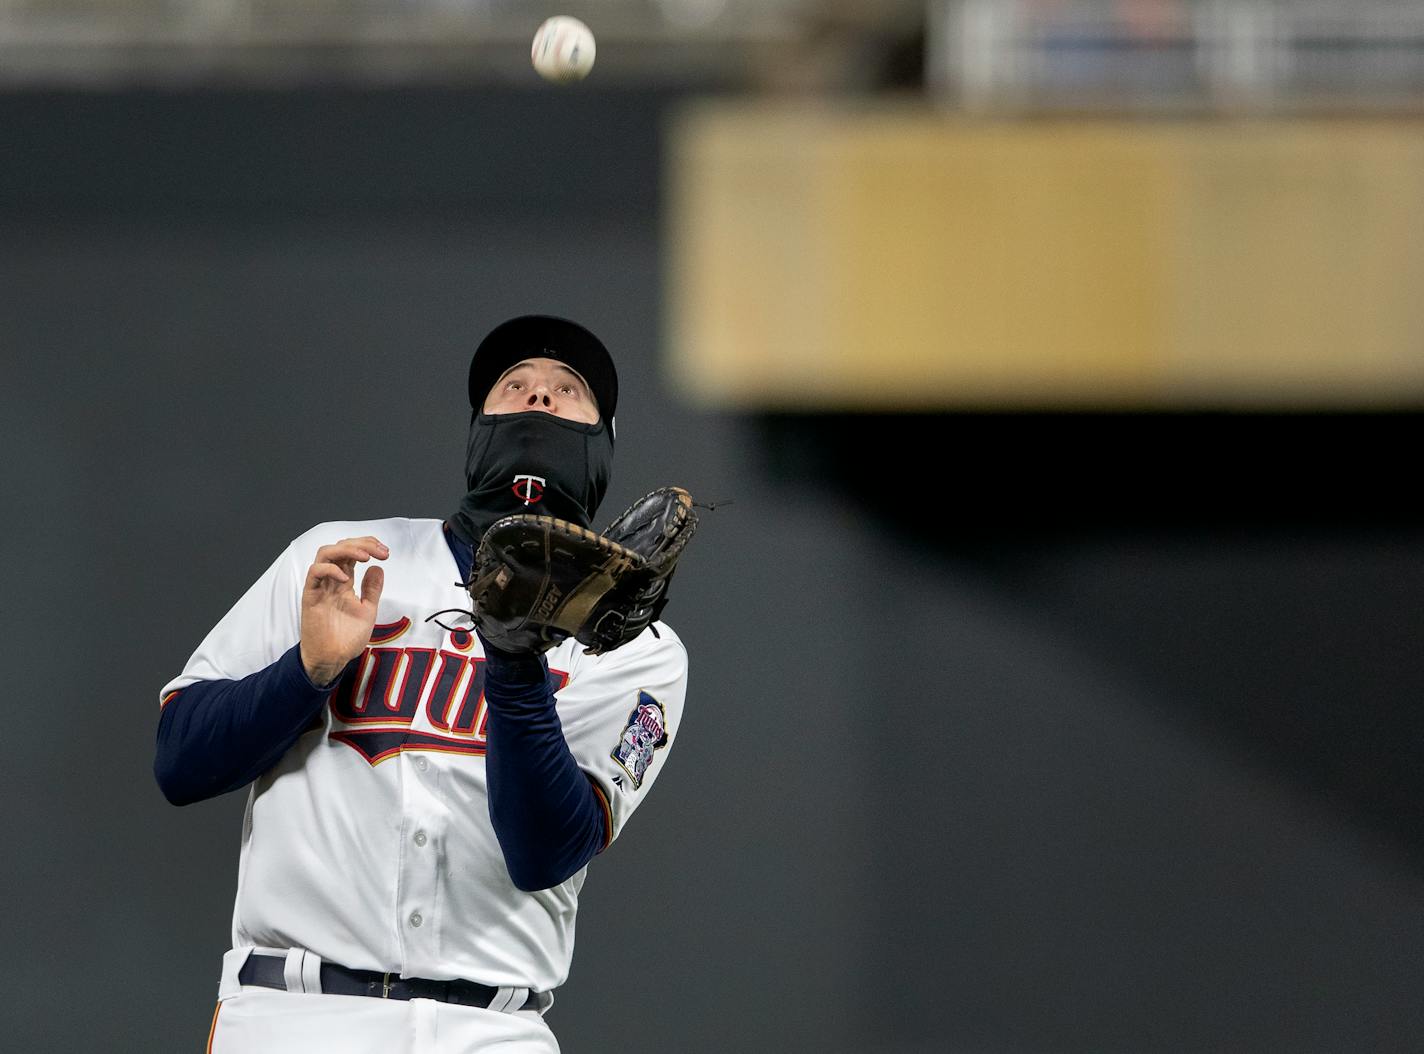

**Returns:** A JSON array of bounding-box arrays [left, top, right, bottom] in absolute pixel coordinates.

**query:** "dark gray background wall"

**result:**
[[2, 88, 1421, 1053]]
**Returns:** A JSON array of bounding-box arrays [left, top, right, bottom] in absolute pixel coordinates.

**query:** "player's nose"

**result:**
[[523, 386, 556, 411]]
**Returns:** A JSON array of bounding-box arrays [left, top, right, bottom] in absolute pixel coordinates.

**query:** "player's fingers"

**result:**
[[314, 538, 387, 564], [315, 540, 388, 565], [343, 536, 389, 556], [360, 565, 385, 607], [306, 562, 351, 586]]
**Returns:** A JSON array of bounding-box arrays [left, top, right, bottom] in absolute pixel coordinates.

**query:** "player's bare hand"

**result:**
[[300, 537, 388, 687]]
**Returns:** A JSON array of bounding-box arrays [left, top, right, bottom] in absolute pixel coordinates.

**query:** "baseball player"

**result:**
[[155, 316, 689, 1053]]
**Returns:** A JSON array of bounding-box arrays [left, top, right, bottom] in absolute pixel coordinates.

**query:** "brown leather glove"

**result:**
[[468, 487, 698, 656]]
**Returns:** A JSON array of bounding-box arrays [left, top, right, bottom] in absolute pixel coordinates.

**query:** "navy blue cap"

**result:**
[[468, 315, 618, 428]]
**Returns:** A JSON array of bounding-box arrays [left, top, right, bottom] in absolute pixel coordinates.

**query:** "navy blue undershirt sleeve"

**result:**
[[154, 645, 337, 807], [446, 524, 608, 892], [479, 643, 610, 892]]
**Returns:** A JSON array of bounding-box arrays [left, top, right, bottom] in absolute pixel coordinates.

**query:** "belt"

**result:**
[[238, 953, 541, 1012]]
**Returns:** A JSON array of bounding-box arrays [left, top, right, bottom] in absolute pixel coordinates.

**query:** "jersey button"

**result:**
[[409, 912, 423, 928], [414, 757, 429, 772], [413, 830, 427, 847]]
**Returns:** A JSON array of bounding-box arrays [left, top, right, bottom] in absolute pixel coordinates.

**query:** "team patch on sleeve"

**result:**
[[610, 692, 669, 790]]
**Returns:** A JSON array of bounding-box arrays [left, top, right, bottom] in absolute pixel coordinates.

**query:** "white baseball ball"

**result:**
[[531, 17, 596, 83]]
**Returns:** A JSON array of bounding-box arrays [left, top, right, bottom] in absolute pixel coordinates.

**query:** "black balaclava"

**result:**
[[449, 409, 614, 545]]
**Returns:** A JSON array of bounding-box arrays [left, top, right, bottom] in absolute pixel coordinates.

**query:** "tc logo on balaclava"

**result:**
[[511, 474, 546, 505]]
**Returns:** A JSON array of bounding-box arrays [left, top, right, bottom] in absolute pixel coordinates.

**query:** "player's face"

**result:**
[[482, 357, 600, 425]]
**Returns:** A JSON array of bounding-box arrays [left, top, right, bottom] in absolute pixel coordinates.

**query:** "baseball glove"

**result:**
[[468, 486, 698, 656]]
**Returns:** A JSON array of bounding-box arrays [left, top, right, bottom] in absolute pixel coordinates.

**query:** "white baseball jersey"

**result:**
[[160, 517, 688, 993]]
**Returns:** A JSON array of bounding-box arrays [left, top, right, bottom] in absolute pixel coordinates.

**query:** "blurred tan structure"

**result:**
[[668, 109, 1424, 409]]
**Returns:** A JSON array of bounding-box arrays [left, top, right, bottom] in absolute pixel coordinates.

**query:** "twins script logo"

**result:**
[[326, 619, 568, 764], [511, 473, 546, 505]]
